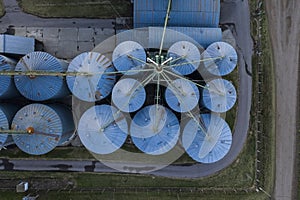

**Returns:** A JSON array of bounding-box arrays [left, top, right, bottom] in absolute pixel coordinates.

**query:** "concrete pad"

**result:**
[[78, 28, 94, 42], [26, 27, 43, 41], [59, 28, 78, 41], [77, 41, 94, 53], [57, 40, 78, 59], [43, 28, 59, 39], [14, 27, 27, 36]]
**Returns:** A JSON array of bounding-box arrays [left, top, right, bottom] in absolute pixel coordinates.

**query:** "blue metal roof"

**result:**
[[167, 41, 201, 75], [202, 79, 237, 113], [182, 114, 232, 163], [0, 104, 18, 147], [67, 52, 116, 102], [112, 41, 147, 75], [168, 27, 222, 48], [78, 105, 128, 154], [14, 52, 70, 101], [203, 42, 238, 76], [165, 79, 200, 113], [112, 78, 146, 112], [131, 105, 180, 155], [134, 0, 220, 28], [12, 104, 74, 155], [0, 55, 19, 99], [0, 35, 35, 55]]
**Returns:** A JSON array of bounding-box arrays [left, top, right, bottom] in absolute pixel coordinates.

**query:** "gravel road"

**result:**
[[265, 1, 300, 199]]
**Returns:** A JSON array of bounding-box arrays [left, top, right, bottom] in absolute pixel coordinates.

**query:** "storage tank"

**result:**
[[165, 78, 200, 113], [14, 52, 70, 101], [167, 41, 201, 75], [202, 79, 237, 113], [0, 104, 19, 148], [11, 104, 75, 155], [202, 42, 238, 76], [130, 105, 180, 155], [182, 114, 232, 163], [0, 55, 19, 99], [112, 78, 146, 112], [67, 52, 116, 102], [78, 105, 128, 154], [112, 41, 147, 75]]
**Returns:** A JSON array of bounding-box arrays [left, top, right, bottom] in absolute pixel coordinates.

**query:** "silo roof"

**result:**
[[14, 52, 68, 101], [112, 41, 147, 75], [202, 79, 237, 113], [165, 78, 200, 113], [12, 104, 64, 155], [131, 105, 180, 155], [182, 114, 232, 163], [112, 78, 146, 113], [67, 52, 116, 102], [78, 105, 128, 154], [203, 42, 238, 76]]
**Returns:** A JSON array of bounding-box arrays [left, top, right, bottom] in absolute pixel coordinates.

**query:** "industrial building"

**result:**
[[0, 0, 239, 165]]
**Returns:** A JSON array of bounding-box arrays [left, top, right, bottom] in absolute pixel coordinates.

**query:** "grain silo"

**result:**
[[165, 78, 200, 113], [66, 52, 116, 102], [0, 104, 19, 148], [14, 52, 70, 101], [167, 41, 201, 75], [202, 79, 237, 113], [130, 105, 180, 155], [182, 114, 232, 163], [0, 55, 19, 99], [112, 41, 147, 75], [202, 42, 238, 76], [78, 105, 128, 154], [11, 104, 74, 155], [112, 78, 146, 113]]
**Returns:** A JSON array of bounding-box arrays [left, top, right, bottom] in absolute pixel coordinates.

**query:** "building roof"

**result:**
[[134, 0, 220, 28], [0, 35, 35, 55]]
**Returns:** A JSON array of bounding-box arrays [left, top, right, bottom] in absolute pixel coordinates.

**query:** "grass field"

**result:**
[[0, 0, 4, 17], [17, 0, 132, 18]]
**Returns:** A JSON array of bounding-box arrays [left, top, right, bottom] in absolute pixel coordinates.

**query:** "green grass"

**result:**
[[18, 0, 132, 18], [250, 0, 276, 195], [0, 0, 4, 17]]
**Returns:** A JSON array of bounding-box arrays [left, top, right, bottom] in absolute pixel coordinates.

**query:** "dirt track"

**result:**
[[265, 1, 300, 199]]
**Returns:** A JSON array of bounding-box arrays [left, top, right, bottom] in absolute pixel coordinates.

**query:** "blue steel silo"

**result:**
[[67, 52, 116, 102], [78, 105, 128, 154], [11, 104, 75, 155], [0, 55, 20, 99], [112, 78, 146, 113], [202, 42, 238, 76], [202, 79, 237, 113], [130, 105, 180, 155], [182, 114, 232, 163], [14, 52, 70, 101], [112, 41, 147, 75], [165, 78, 200, 113], [167, 41, 201, 75], [0, 104, 19, 148]]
